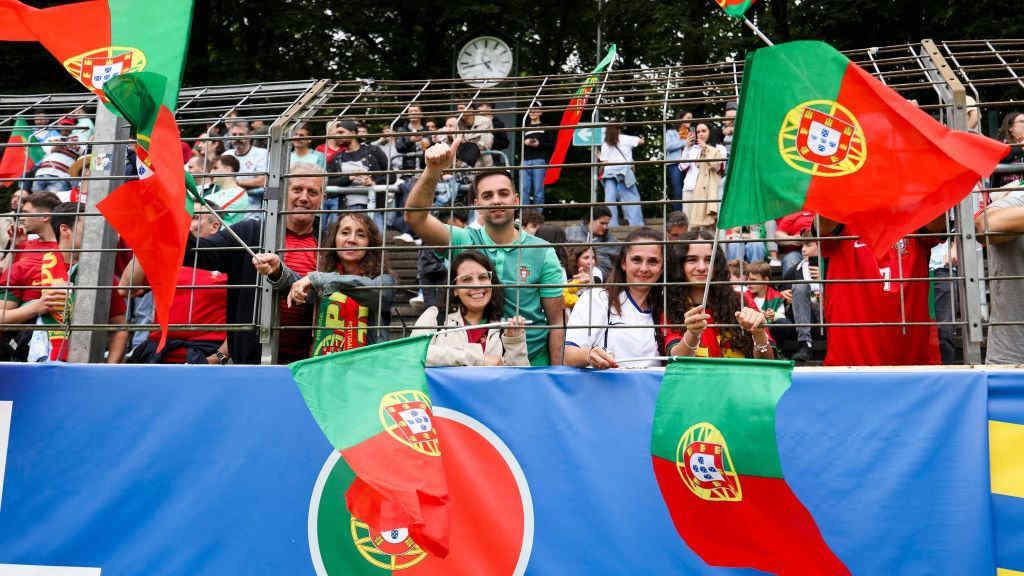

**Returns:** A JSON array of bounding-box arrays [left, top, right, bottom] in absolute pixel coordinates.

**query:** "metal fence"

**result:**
[[1, 39, 1023, 365]]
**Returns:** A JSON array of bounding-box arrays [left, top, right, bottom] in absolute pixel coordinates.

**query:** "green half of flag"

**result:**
[[719, 40, 1007, 256], [651, 356, 849, 575], [290, 335, 451, 559]]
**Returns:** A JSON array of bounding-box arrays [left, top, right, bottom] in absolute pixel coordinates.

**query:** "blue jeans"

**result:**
[[520, 158, 547, 207], [667, 166, 683, 212], [603, 177, 644, 228], [725, 241, 767, 263], [31, 175, 72, 193], [781, 250, 803, 278]]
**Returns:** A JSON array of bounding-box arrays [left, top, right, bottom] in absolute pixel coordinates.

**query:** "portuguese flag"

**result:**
[[0, 0, 194, 349], [544, 44, 616, 186], [720, 41, 1009, 258], [0, 117, 45, 180], [716, 0, 754, 18], [98, 73, 191, 351], [291, 335, 451, 560], [0, 0, 192, 109], [651, 357, 850, 575]]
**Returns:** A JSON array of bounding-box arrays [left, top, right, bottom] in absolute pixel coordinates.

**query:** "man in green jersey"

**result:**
[[405, 135, 566, 366]]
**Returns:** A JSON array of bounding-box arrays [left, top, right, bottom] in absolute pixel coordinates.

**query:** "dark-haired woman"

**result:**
[[662, 230, 773, 359], [564, 228, 665, 369], [996, 111, 1024, 187], [255, 212, 396, 357], [412, 250, 528, 366]]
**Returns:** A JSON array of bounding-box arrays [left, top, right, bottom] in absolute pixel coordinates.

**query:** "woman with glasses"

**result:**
[[412, 250, 529, 366], [563, 228, 666, 369]]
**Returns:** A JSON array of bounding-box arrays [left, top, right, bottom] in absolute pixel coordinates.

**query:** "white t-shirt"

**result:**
[[224, 146, 268, 177], [599, 134, 641, 164], [565, 288, 659, 368]]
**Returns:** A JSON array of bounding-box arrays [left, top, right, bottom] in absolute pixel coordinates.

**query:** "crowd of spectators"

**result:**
[[1, 99, 1023, 368]]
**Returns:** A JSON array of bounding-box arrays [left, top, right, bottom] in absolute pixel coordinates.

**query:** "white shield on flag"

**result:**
[[807, 120, 841, 157], [398, 408, 432, 434], [688, 451, 724, 483], [380, 527, 409, 544], [91, 61, 124, 89]]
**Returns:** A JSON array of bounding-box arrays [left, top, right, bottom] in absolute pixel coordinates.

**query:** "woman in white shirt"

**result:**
[[564, 228, 665, 369], [599, 124, 645, 228]]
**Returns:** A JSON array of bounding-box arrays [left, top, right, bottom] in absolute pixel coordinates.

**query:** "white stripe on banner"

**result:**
[[0, 566, 100, 576], [0, 401, 10, 511]]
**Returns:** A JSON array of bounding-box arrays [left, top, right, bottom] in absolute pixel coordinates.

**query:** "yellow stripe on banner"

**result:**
[[997, 568, 1024, 576], [991, 420, 1024, 499]]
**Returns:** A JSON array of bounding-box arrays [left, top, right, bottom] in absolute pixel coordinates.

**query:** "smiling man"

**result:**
[[405, 136, 566, 365], [121, 163, 324, 364]]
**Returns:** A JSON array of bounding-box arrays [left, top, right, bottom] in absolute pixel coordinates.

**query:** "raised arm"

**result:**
[[404, 136, 462, 247]]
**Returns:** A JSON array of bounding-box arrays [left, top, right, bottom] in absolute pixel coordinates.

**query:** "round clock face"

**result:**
[[457, 36, 513, 88]]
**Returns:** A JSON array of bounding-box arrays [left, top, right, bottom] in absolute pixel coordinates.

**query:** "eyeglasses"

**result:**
[[455, 271, 493, 285]]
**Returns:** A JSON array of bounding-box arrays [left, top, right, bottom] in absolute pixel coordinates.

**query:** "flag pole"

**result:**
[[437, 319, 533, 334], [700, 231, 721, 309], [742, 17, 774, 46], [184, 185, 259, 260]]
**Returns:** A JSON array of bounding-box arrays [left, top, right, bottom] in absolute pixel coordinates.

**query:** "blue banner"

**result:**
[[0, 364, 1013, 575]]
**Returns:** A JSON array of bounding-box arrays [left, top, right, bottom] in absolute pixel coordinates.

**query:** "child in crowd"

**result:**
[[564, 228, 665, 369], [563, 245, 603, 310], [412, 250, 528, 366], [662, 230, 773, 359]]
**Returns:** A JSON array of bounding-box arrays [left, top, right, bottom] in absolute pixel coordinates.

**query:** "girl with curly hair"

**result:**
[[663, 230, 773, 359]]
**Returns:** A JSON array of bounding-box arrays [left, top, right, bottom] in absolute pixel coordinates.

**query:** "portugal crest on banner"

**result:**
[[778, 100, 866, 177], [349, 519, 427, 570], [380, 390, 441, 456], [62, 47, 147, 96], [675, 422, 742, 502]]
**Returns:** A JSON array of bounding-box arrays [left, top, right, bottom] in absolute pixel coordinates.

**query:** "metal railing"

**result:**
[[1, 39, 1023, 365]]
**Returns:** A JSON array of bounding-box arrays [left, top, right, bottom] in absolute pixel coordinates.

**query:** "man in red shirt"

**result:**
[[1, 192, 63, 334], [120, 163, 324, 364], [820, 216, 944, 366]]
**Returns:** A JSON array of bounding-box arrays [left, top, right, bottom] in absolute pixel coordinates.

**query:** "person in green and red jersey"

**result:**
[[661, 230, 774, 359]]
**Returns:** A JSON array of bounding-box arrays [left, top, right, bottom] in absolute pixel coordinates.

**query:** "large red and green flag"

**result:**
[[716, 0, 754, 18], [720, 41, 1009, 257], [0, 117, 45, 180], [0, 0, 191, 109], [652, 357, 850, 575], [97, 73, 191, 350], [0, 0, 194, 348], [544, 44, 616, 186], [290, 335, 451, 560]]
